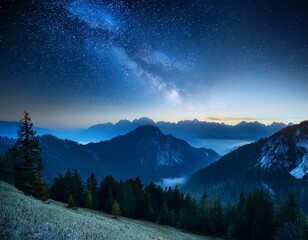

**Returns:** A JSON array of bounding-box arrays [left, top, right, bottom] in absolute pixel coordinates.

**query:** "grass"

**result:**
[[0, 181, 215, 240]]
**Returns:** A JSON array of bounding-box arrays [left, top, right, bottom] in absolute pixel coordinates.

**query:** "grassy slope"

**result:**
[[0, 181, 214, 240]]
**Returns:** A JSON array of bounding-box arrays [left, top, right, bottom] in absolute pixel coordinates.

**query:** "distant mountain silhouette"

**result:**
[[0, 125, 219, 184], [0, 118, 288, 145]]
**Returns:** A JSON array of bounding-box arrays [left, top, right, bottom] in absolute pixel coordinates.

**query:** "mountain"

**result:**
[[86, 125, 218, 182], [81, 119, 288, 143], [184, 120, 308, 213], [0, 125, 219, 185], [0, 119, 288, 155]]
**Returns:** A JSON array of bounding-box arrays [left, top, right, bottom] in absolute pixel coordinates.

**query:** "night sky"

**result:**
[[1, 0, 307, 128]]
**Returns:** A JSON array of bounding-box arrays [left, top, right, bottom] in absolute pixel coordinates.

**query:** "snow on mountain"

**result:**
[[259, 120, 308, 179], [260, 135, 291, 168], [152, 135, 183, 166], [290, 127, 308, 179]]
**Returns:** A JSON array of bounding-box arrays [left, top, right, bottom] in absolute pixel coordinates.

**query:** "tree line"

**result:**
[[49, 169, 308, 240], [0, 111, 307, 239]]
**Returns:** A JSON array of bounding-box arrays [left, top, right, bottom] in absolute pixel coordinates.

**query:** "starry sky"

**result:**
[[0, 0, 307, 129]]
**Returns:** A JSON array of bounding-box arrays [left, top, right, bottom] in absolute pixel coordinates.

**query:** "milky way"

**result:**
[[0, 0, 307, 127]]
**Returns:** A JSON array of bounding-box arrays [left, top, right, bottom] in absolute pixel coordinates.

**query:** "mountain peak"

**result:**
[[116, 119, 131, 125], [132, 117, 155, 125], [128, 124, 163, 137], [258, 120, 308, 179]]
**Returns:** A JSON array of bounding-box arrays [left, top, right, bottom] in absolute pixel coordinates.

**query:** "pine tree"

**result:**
[[199, 191, 209, 233], [157, 201, 169, 225], [68, 194, 76, 209], [167, 209, 177, 226], [98, 175, 116, 212], [209, 197, 225, 237], [245, 189, 275, 240], [142, 192, 155, 221], [178, 195, 200, 231], [235, 192, 249, 240], [72, 170, 84, 206], [85, 190, 94, 209], [14, 111, 48, 200], [278, 192, 300, 226], [111, 200, 121, 218], [125, 181, 136, 217], [86, 173, 98, 208]]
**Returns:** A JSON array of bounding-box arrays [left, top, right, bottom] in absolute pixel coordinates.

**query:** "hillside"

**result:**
[[0, 181, 213, 240], [185, 121, 308, 213]]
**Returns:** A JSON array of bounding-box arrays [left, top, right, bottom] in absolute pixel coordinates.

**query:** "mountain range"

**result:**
[[0, 125, 219, 184], [185, 120, 308, 212], [0, 118, 288, 154], [1, 119, 307, 212]]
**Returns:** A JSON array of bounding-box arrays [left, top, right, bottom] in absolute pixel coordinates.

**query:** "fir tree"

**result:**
[[85, 190, 94, 209], [246, 189, 275, 240], [178, 195, 200, 231], [143, 192, 155, 221], [86, 172, 98, 196], [68, 194, 76, 209], [277, 192, 300, 226], [98, 175, 116, 212], [50, 169, 84, 206], [208, 197, 225, 237], [14, 111, 48, 200], [157, 201, 169, 225], [124, 181, 136, 217], [86, 173, 98, 208], [167, 210, 177, 226], [111, 200, 121, 218]]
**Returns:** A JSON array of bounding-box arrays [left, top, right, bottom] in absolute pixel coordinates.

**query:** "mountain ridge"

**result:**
[[0, 125, 219, 185], [184, 120, 308, 212], [0, 118, 289, 146]]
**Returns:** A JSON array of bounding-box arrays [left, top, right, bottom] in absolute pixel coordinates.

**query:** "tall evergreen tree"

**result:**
[[157, 201, 169, 225], [277, 192, 300, 226], [98, 176, 116, 212], [235, 192, 249, 240], [14, 111, 48, 200], [85, 190, 94, 209], [208, 197, 225, 237], [111, 200, 121, 218], [178, 195, 201, 231], [50, 169, 84, 206], [246, 189, 275, 240], [86, 172, 98, 196]]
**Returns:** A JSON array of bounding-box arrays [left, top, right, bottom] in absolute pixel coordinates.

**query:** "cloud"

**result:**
[[156, 177, 187, 188]]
